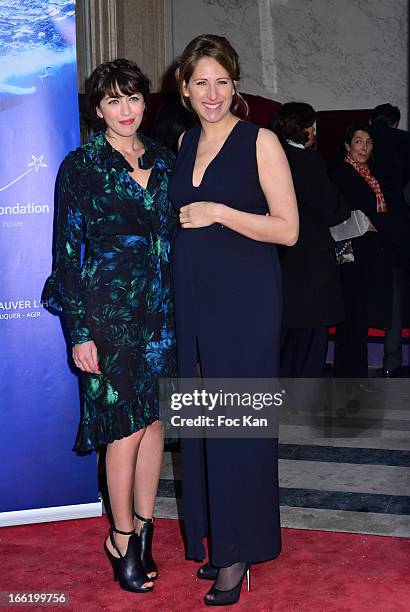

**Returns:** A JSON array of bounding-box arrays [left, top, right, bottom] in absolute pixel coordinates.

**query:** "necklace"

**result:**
[[105, 132, 144, 158]]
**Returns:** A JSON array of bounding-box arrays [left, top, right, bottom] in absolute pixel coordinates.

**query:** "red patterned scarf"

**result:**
[[344, 154, 387, 213]]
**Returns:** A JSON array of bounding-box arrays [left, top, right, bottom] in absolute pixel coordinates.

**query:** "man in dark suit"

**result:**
[[270, 102, 350, 378], [370, 104, 410, 376]]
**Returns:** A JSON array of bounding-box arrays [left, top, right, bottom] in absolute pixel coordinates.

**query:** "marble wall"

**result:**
[[168, 0, 408, 126]]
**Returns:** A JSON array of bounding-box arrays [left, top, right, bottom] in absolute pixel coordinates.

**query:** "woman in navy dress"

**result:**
[[168, 35, 298, 606]]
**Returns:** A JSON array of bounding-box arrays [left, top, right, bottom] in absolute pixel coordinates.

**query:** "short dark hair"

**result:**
[[269, 102, 316, 145], [343, 122, 373, 144], [86, 58, 150, 118], [370, 103, 400, 126], [328, 123, 374, 171], [343, 122, 373, 150]]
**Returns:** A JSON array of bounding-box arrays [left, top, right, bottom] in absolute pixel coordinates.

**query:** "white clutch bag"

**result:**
[[330, 210, 369, 241]]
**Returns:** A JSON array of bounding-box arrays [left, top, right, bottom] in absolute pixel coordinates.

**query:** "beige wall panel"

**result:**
[[117, 0, 165, 92]]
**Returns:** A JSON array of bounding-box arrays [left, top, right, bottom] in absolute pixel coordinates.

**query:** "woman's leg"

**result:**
[[133, 420, 164, 578], [133, 421, 164, 520], [106, 431, 141, 546], [105, 430, 153, 588], [133, 420, 164, 523]]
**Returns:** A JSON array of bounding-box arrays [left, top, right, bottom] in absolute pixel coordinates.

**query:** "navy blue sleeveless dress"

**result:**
[[168, 121, 281, 566]]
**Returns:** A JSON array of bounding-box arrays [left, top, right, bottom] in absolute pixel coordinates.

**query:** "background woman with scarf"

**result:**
[[331, 123, 392, 377]]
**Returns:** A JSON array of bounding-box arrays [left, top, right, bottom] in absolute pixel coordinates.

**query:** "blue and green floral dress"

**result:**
[[43, 132, 177, 452]]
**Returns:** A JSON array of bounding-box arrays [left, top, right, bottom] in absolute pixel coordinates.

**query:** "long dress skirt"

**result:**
[[169, 121, 282, 566]]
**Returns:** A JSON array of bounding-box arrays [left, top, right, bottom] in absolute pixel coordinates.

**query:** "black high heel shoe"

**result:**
[[204, 563, 251, 607], [197, 562, 218, 581], [134, 512, 158, 580], [104, 527, 153, 593]]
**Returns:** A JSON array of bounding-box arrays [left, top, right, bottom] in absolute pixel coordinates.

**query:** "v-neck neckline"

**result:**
[[102, 132, 156, 194], [123, 133, 158, 194], [127, 166, 154, 193], [191, 120, 242, 189]]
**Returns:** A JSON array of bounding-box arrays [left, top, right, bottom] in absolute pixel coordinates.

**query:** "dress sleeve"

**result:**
[[160, 147, 178, 245], [42, 153, 92, 345]]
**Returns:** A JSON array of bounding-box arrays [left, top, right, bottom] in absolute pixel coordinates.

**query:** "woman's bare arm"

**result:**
[[179, 129, 299, 245]]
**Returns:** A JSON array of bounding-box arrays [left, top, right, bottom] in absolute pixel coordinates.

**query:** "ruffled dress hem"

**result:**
[[73, 396, 161, 453]]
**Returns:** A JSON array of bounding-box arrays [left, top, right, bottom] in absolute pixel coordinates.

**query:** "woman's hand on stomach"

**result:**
[[179, 201, 222, 228]]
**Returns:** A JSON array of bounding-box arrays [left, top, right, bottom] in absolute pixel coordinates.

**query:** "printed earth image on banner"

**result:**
[[0, 0, 99, 518]]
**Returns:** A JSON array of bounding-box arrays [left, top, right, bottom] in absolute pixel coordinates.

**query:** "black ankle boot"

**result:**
[[134, 512, 158, 580], [104, 527, 153, 593]]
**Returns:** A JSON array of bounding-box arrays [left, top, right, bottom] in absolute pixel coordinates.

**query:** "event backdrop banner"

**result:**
[[0, 0, 100, 524]]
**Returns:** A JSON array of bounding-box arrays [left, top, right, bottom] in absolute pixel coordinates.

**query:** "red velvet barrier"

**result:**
[[329, 327, 410, 338]]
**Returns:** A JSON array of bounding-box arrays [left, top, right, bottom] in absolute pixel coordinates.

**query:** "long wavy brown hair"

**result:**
[[175, 34, 249, 119]]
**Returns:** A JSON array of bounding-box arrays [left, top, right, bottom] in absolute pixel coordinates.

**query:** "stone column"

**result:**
[[75, 0, 166, 93]]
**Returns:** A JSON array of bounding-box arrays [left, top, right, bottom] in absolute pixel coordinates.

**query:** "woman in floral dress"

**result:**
[[43, 59, 176, 594]]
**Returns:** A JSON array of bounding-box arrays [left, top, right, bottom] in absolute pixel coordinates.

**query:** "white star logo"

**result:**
[[28, 155, 47, 172], [0, 154, 48, 191]]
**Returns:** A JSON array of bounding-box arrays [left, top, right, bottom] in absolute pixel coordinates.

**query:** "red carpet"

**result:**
[[1, 517, 409, 611]]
